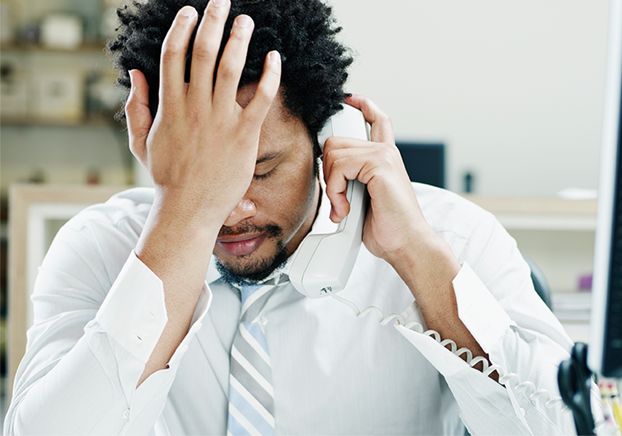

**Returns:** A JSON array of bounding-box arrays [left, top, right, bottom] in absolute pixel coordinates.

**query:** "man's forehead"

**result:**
[[236, 84, 310, 162], [236, 83, 295, 123]]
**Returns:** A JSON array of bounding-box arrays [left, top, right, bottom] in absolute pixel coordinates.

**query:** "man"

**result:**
[[5, 0, 577, 434]]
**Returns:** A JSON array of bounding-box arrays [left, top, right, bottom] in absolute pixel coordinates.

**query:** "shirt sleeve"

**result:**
[[4, 216, 211, 436], [395, 187, 603, 435], [396, 262, 579, 435]]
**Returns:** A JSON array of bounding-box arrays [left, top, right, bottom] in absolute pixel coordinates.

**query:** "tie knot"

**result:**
[[238, 275, 289, 323]]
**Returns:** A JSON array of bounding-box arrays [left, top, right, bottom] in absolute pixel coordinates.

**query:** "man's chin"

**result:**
[[214, 247, 290, 287]]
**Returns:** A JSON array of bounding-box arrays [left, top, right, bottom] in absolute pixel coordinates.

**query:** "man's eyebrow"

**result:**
[[256, 151, 284, 164]]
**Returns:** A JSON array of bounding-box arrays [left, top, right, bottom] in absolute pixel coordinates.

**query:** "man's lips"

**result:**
[[216, 232, 267, 257]]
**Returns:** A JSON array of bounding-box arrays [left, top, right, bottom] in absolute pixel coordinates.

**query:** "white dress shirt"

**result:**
[[5, 183, 580, 435]]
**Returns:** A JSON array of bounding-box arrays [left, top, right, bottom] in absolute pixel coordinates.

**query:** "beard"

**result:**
[[214, 223, 290, 287]]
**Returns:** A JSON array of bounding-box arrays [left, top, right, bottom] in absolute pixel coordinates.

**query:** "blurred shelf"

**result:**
[[462, 195, 598, 231], [1, 115, 117, 128], [494, 215, 596, 230], [462, 195, 597, 215], [552, 292, 592, 321], [462, 195, 598, 296], [0, 42, 109, 54]]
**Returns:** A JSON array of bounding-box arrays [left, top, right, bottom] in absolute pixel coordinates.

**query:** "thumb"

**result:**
[[125, 69, 153, 164]]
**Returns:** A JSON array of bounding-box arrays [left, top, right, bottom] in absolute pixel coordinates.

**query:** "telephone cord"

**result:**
[[328, 291, 569, 412]]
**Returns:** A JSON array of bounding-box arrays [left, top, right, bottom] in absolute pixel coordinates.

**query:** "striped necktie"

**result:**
[[227, 276, 288, 436]]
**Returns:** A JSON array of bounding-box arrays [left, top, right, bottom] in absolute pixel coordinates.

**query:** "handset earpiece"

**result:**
[[290, 105, 370, 298]]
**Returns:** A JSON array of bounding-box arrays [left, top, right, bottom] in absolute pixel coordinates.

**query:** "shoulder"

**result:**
[[63, 187, 154, 236], [412, 182, 497, 237], [38, 188, 156, 297], [51, 187, 154, 270], [412, 183, 519, 273]]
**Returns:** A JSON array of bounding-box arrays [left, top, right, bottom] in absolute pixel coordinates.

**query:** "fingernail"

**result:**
[[179, 6, 196, 18], [211, 0, 228, 6], [269, 50, 281, 64], [235, 15, 253, 28]]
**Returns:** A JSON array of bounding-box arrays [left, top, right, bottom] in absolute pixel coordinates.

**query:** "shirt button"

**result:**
[[260, 316, 268, 326], [122, 408, 130, 420]]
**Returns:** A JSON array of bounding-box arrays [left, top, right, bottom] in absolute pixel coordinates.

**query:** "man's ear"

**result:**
[[313, 144, 323, 161]]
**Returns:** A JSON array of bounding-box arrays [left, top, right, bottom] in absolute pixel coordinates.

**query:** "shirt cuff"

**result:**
[[95, 251, 212, 363], [395, 262, 514, 376], [452, 262, 514, 352], [395, 324, 470, 377]]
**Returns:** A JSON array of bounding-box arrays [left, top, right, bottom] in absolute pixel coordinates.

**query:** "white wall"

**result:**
[[328, 0, 610, 195]]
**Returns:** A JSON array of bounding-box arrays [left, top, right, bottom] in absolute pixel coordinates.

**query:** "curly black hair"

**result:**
[[108, 0, 353, 148]]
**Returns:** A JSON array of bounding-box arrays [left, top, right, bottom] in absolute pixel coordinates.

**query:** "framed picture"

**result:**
[[7, 184, 127, 398]]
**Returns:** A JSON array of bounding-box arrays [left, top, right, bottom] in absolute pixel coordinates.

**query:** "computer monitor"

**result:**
[[588, 0, 622, 378], [396, 142, 445, 189]]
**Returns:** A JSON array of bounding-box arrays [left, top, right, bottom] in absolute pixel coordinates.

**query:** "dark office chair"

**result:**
[[523, 255, 553, 310], [463, 256, 552, 435]]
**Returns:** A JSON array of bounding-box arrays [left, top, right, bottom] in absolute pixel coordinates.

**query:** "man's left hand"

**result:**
[[323, 95, 491, 368], [322, 95, 445, 273]]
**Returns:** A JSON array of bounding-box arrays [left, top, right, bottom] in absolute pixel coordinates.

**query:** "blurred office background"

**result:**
[[328, 0, 606, 350], [0, 0, 610, 424]]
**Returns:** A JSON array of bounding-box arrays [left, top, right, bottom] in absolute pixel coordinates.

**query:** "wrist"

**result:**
[[387, 229, 461, 301], [135, 191, 222, 298], [152, 186, 230, 235]]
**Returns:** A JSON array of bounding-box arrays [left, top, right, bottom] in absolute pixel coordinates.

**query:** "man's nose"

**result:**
[[223, 198, 257, 227]]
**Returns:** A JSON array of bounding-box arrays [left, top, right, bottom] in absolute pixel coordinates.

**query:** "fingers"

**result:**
[[212, 14, 255, 111], [322, 127, 409, 224], [323, 137, 408, 192], [322, 137, 372, 181], [125, 69, 153, 163], [241, 51, 282, 132], [325, 175, 350, 223], [345, 94, 395, 144], [188, 0, 231, 98], [323, 145, 375, 222], [159, 6, 198, 107]]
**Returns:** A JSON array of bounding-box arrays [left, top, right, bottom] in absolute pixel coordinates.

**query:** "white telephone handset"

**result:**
[[290, 105, 370, 298]]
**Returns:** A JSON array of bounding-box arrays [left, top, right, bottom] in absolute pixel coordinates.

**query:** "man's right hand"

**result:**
[[121, 0, 281, 386], [125, 1, 281, 230]]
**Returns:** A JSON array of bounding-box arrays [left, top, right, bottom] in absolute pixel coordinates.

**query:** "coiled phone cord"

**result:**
[[328, 291, 569, 411]]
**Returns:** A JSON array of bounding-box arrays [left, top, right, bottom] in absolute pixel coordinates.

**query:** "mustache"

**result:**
[[218, 222, 283, 239]]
